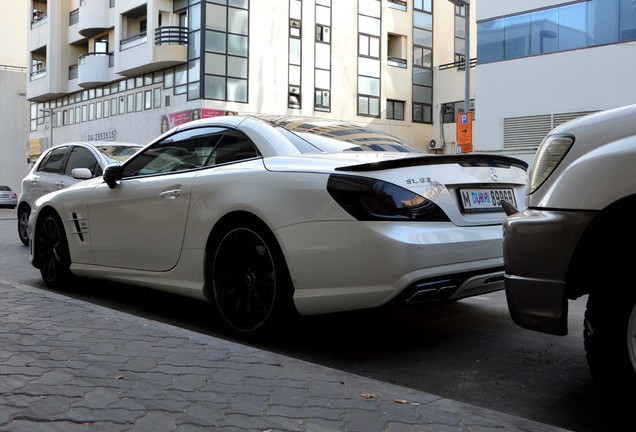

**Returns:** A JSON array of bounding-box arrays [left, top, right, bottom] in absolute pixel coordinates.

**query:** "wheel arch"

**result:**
[[202, 210, 291, 303], [566, 194, 636, 300]]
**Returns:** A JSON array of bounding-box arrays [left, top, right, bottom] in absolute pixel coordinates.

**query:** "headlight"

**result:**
[[528, 133, 574, 194], [327, 174, 450, 222]]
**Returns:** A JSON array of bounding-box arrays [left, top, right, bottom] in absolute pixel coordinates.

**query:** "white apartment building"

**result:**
[[475, 0, 636, 164], [27, 0, 477, 158]]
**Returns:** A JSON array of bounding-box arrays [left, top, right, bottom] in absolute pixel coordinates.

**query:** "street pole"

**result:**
[[464, 1, 470, 114]]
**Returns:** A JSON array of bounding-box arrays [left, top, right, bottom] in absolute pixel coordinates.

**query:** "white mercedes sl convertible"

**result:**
[[28, 115, 528, 339]]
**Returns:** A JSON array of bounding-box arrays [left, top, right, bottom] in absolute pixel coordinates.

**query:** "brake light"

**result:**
[[327, 174, 449, 222]]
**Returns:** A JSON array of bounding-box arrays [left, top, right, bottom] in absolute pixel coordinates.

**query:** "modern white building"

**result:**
[[26, 0, 478, 158], [474, 0, 636, 164], [0, 2, 29, 192]]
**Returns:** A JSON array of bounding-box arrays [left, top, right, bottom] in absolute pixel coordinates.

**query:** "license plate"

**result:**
[[459, 188, 517, 212]]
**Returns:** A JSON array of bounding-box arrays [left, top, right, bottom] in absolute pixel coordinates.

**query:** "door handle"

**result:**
[[159, 189, 181, 200]]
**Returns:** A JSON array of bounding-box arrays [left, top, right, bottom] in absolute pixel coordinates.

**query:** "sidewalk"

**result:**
[[0, 280, 571, 432]]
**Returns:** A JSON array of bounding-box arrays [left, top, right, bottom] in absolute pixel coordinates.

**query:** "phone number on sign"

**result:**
[[87, 129, 115, 141]]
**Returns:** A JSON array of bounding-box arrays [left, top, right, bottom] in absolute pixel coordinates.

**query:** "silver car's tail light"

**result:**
[[327, 174, 450, 222]]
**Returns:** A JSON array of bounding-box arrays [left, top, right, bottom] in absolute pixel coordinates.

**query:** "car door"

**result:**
[[29, 145, 70, 202], [86, 127, 227, 271]]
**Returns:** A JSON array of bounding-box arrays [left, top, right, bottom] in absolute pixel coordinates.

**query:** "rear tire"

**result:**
[[18, 205, 30, 246], [209, 220, 294, 340], [35, 211, 74, 290]]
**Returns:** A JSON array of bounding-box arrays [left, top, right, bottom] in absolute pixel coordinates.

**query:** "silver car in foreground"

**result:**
[[503, 103, 636, 395]]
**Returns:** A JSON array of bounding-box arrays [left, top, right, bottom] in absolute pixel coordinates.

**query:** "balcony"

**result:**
[[78, 0, 111, 37], [115, 26, 187, 76], [78, 52, 121, 88]]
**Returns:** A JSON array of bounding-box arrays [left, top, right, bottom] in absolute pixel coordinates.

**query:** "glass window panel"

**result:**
[[477, 19, 505, 63], [127, 94, 134, 113], [316, 43, 330, 69], [135, 92, 143, 112], [414, 11, 432, 30], [103, 100, 109, 118], [206, 31, 227, 53], [229, 0, 248, 8], [315, 69, 330, 88], [359, 16, 381, 36], [530, 9, 559, 55], [206, 53, 227, 75], [153, 88, 161, 108], [190, 3, 201, 31], [188, 59, 200, 83], [227, 78, 247, 102], [188, 30, 201, 58], [227, 56, 247, 78], [414, 28, 432, 47], [558, 2, 587, 51], [357, 76, 379, 96], [587, 0, 618, 46], [205, 75, 226, 99], [175, 65, 188, 85], [228, 8, 248, 34], [207, 4, 227, 30], [188, 82, 200, 100], [369, 97, 379, 116], [228, 34, 248, 56], [96, 102, 102, 119], [289, 38, 301, 64], [358, 96, 369, 114], [413, 47, 432, 67], [359, 0, 380, 18], [289, 64, 301, 85], [358, 57, 380, 77], [316, 5, 330, 25], [359, 34, 369, 56], [111, 97, 117, 116], [413, 84, 432, 104], [89, 103, 94, 120], [619, 0, 636, 41], [503, 14, 531, 58], [369, 36, 380, 57], [455, 15, 465, 38], [290, 0, 301, 19], [164, 69, 174, 87], [412, 67, 432, 86], [455, 37, 466, 56]]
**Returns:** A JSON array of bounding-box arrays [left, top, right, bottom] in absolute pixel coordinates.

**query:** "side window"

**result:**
[[38, 147, 68, 174], [207, 130, 260, 165], [122, 127, 227, 177], [65, 146, 100, 176]]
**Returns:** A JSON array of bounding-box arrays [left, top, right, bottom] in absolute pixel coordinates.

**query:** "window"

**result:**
[[65, 146, 99, 176], [387, 100, 405, 120], [38, 147, 68, 173]]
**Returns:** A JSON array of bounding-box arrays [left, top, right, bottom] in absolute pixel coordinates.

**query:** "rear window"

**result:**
[[0, 185, 10, 191]]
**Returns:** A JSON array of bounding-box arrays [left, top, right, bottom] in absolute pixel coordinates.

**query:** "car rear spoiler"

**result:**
[[336, 153, 529, 172]]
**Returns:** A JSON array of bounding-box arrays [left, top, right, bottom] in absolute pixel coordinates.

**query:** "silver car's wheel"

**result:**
[[18, 205, 30, 246], [210, 222, 294, 339]]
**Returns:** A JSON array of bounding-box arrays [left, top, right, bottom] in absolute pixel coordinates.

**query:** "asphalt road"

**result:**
[[0, 208, 622, 431]]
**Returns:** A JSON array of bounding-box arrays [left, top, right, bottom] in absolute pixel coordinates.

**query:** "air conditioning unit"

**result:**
[[429, 139, 443, 150]]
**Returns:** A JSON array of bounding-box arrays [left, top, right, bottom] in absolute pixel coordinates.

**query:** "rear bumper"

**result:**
[[502, 208, 596, 335]]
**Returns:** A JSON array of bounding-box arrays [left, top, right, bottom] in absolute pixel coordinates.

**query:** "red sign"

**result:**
[[456, 111, 473, 153]]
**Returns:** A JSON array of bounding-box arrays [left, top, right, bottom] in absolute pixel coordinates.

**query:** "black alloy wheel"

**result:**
[[18, 206, 30, 246], [36, 212, 73, 290], [210, 224, 292, 339]]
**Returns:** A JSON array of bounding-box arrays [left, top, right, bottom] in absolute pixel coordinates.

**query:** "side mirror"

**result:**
[[71, 167, 93, 180], [103, 164, 123, 189]]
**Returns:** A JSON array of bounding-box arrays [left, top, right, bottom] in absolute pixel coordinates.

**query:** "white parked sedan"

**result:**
[[17, 141, 142, 245], [28, 115, 528, 339]]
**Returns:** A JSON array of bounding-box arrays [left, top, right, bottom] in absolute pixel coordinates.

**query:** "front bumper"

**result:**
[[502, 208, 596, 335]]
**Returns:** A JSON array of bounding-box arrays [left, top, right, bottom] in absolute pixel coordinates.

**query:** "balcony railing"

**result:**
[[30, 68, 47, 80], [120, 32, 147, 51], [155, 26, 188, 45], [388, 56, 407, 68]]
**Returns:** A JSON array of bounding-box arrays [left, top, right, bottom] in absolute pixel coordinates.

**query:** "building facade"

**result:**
[[474, 0, 636, 164], [0, 1, 29, 193], [27, 0, 477, 158]]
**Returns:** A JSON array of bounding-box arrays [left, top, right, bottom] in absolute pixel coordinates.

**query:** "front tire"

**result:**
[[18, 205, 30, 246], [35, 211, 73, 290], [584, 290, 636, 394], [209, 221, 294, 340]]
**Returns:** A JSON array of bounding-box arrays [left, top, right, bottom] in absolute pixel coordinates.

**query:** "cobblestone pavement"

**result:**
[[0, 280, 572, 432]]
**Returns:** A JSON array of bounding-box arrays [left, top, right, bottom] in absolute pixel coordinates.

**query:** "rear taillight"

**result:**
[[327, 174, 449, 222]]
